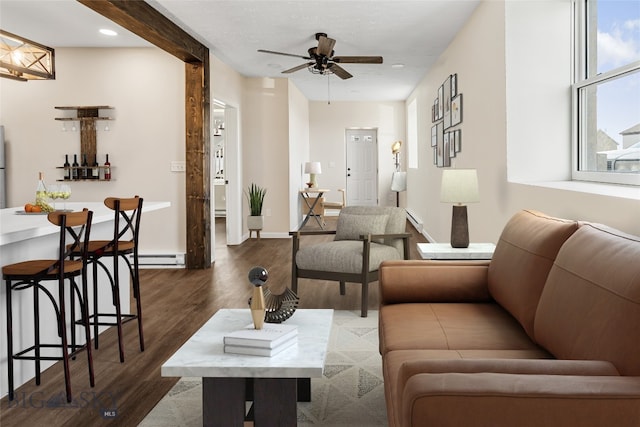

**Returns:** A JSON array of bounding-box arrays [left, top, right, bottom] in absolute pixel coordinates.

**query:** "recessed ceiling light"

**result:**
[[391, 63, 405, 69], [99, 29, 118, 36]]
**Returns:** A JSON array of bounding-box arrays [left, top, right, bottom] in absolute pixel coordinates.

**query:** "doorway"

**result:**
[[212, 99, 242, 256], [345, 128, 378, 206]]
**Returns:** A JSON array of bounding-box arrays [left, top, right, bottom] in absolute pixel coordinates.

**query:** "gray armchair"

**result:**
[[290, 206, 410, 317]]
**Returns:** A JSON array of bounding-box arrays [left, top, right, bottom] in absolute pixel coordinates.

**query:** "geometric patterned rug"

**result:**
[[138, 310, 388, 426]]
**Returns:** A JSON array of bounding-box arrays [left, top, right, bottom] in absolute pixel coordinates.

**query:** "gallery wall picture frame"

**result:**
[[448, 132, 456, 158], [431, 124, 438, 147], [437, 86, 444, 120], [436, 122, 444, 167], [451, 94, 463, 127], [455, 129, 462, 153], [443, 75, 452, 129], [451, 73, 457, 97]]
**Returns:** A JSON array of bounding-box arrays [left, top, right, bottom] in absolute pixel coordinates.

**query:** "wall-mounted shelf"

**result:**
[[55, 106, 114, 166]]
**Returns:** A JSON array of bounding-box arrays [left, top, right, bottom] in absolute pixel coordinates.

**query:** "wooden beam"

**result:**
[[77, 0, 207, 63], [77, 0, 211, 268], [185, 59, 211, 268]]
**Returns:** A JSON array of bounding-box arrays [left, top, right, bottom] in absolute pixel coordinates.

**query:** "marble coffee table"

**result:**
[[162, 308, 333, 426]]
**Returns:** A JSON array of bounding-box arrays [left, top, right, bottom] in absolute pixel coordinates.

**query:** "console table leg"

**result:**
[[202, 377, 245, 427], [253, 378, 297, 426]]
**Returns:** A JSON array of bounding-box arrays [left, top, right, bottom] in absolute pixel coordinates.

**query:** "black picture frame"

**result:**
[[443, 76, 452, 129], [431, 124, 438, 147], [455, 129, 462, 153], [451, 73, 457, 97], [451, 94, 463, 127]]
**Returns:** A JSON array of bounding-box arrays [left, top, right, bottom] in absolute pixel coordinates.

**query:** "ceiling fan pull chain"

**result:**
[[327, 74, 331, 105]]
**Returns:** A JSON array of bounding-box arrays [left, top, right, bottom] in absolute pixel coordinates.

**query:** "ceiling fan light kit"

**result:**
[[258, 32, 383, 81]]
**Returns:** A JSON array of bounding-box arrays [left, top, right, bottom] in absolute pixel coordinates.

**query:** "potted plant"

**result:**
[[246, 183, 267, 232]]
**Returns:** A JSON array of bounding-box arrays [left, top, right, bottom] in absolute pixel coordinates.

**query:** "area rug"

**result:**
[[138, 310, 388, 426]]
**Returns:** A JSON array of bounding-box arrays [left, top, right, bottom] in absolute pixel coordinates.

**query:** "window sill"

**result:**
[[517, 180, 640, 201]]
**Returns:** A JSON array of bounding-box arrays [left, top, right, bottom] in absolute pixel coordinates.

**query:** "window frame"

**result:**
[[572, 0, 640, 186]]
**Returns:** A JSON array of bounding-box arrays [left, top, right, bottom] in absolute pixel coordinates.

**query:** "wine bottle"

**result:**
[[72, 154, 80, 180], [81, 154, 88, 179], [63, 154, 71, 180], [91, 155, 100, 180], [104, 154, 111, 181]]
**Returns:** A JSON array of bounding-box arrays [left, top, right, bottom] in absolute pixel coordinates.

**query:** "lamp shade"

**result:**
[[304, 162, 322, 175], [440, 169, 479, 204]]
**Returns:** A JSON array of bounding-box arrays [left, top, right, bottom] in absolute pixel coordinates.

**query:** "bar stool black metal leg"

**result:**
[[92, 259, 100, 350], [132, 257, 144, 352], [81, 272, 95, 387], [57, 281, 72, 402], [6, 279, 14, 401], [33, 282, 41, 386], [113, 258, 125, 363]]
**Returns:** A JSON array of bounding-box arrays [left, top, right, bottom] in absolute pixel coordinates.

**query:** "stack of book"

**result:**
[[223, 323, 298, 357]]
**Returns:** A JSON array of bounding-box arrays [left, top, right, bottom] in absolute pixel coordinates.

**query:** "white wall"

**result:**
[[242, 77, 291, 237], [405, 0, 640, 243], [288, 81, 310, 231], [0, 47, 186, 254], [309, 101, 406, 208]]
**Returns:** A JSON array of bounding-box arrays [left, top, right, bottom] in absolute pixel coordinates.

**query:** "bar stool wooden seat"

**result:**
[[3, 209, 94, 403], [72, 196, 144, 363]]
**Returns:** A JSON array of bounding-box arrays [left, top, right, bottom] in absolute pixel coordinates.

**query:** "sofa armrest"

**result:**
[[379, 260, 491, 305], [401, 372, 640, 427]]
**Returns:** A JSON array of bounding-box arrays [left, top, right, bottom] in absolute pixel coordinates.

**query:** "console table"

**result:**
[[417, 242, 496, 260]]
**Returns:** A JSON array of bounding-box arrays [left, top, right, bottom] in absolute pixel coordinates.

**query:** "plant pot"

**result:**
[[247, 215, 264, 230]]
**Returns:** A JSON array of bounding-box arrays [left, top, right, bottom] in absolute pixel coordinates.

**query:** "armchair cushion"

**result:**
[[296, 240, 402, 274], [335, 213, 389, 243]]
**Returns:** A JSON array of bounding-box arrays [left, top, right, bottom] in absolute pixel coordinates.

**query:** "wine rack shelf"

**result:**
[[55, 105, 114, 169]]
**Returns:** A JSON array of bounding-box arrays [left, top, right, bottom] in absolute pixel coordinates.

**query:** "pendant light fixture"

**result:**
[[0, 29, 55, 81]]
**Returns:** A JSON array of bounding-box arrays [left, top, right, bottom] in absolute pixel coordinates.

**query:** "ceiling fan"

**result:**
[[258, 33, 383, 80]]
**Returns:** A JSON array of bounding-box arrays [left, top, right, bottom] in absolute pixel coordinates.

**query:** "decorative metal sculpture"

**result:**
[[247, 266, 299, 324]]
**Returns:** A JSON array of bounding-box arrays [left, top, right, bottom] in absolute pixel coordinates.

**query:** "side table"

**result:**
[[417, 242, 496, 260]]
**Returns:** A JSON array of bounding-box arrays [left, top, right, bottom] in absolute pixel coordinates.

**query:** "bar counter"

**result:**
[[0, 201, 170, 399]]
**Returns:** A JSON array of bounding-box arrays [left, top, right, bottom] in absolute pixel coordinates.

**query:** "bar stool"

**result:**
[[3, 209, 94, 403], [73, 196, 144, 363]]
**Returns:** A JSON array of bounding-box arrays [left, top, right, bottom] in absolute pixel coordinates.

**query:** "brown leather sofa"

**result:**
[[378, 209, 640, 427]]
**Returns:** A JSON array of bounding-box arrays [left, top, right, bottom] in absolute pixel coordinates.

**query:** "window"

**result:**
[[574, 0, 640, 185]]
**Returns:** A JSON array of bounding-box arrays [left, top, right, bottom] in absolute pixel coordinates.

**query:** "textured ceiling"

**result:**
[[1, 0, 480, 102]]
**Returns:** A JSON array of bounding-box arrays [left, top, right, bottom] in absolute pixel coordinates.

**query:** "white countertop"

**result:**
[[162, 309, 333, 379], [417, 242, 496, 260], [0, 201, 170, 246]]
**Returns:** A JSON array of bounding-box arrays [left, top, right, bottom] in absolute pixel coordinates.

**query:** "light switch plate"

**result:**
[[170, 161, 186, 172]]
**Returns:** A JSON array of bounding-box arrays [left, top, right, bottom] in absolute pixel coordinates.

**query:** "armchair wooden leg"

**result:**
[[339, 281, 346, 295], [361, 282, 368, 317]]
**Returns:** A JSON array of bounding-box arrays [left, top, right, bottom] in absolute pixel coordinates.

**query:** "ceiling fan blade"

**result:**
[[282, 62, 314, 74], [333, 56, 383, 64], [258, 49, 311, 60], [328, 63, 353, 80], [317, 35, 336, 57]]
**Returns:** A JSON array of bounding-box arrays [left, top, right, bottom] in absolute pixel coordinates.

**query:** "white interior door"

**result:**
[[346, 129, 378, 206]]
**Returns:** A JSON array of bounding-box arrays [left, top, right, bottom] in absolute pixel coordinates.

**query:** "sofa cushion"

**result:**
[[335, 212, 388, 243], [296, 240, 402, 274], [488, 210, 579, 338], [534, 223, 640, 375], [379, 302, 543, 354]]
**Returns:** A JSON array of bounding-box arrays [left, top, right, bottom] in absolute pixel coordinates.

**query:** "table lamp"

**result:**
[[440, 169, 479, 248], [304, 161, 322, 188]]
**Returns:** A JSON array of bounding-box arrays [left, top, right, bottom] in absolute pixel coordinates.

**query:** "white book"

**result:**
[[223, 323, 298, 349], [224, 336, 297, 357]]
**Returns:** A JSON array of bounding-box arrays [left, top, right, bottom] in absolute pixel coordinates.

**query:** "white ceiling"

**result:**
[[1, 0, 480, 102]]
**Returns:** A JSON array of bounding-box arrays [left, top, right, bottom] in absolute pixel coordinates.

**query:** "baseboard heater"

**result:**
[[127, 253, 186, 268], [406, 209, 423, 232]]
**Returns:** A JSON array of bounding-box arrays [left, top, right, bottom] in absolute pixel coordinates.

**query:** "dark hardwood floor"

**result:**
[[0, 216, 427, 426]]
